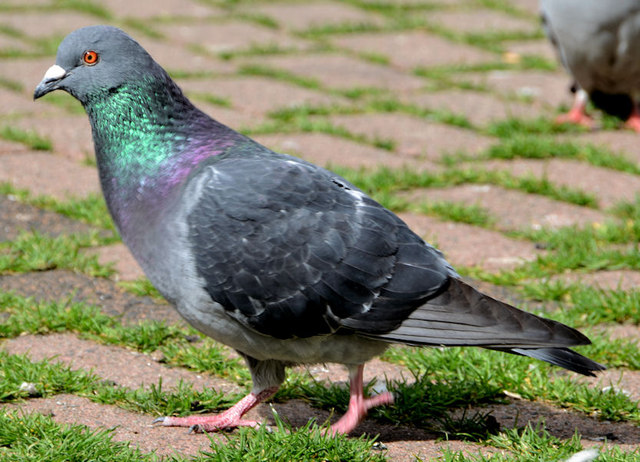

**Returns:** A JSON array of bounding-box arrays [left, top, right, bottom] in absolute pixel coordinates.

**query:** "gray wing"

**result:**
[[187, 149, 453, 340]]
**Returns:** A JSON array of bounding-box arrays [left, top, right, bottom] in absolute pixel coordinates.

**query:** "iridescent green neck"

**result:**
[[84, 77, 233, 230]]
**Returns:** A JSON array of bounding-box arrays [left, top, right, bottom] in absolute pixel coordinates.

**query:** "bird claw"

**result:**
[[151, 417, 165, 425], [188, 424, 204, 434]]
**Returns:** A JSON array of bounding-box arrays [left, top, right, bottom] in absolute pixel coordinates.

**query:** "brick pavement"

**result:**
[[1, 0, 639, 460]]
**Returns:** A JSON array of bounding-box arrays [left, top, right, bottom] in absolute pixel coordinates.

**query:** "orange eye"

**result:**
[[83, 50, 99, 65]]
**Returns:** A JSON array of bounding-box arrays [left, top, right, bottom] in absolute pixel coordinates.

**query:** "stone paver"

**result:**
[[333, 31, 497, 70], [98, 0, 218, 19], [0, 195, 97, 241], [3, 333, 239, 393], [142, 40, 237, 75], [0, 270, 181, 325], [0, 57, 56, 98], [253, 132, 433, 170], [252, 54, 425, 92], [398, 212, 541, 271], [0, 13, 96, 39], [12, 112, 94, 162], [89, 243, 145, 282], [158, 21, 312, 55], [505, 40, 557, 62], [427, 9, 540, 34], [404, 184, 608, 231], [330, 113, 493, 160], [403, 89, 545, 127], [477, 158, 640, 209], [459, 70, 571, 107], [0, 152, 99, 199], [552, 270, 640, 291], [179, 76, 343, 114], [0, 88, 35, 117], [254, 2, 384, 31], [566, 131, 640, 165]]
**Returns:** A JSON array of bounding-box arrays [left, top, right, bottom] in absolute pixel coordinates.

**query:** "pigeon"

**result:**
[[540, 0, 640, 130], [34, 25, 605, 435]]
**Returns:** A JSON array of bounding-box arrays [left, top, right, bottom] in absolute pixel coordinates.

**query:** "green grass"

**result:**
[[0, 183, 115, 232], [0, 231, 113, 277], [0, 126, 52, 150], [333, 165, 598, 209], [0, 410, 155, 462]]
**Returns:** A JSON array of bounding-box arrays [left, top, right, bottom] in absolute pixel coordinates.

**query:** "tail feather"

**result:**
[[502, 347, 606, 377]]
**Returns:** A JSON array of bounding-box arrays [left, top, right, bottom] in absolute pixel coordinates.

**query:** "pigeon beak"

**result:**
[[34, 64, 67, 100]]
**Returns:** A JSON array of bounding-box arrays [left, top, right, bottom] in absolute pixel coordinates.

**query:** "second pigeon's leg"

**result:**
[[327, 364, 394, 435], [156, 387, 278, 432], [624, 103, 640, 132], [556, 88, 593, 128]]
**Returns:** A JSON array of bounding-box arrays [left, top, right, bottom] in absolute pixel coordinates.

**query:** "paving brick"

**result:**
[[253, 2, 384, 30], [88, 243, 145, 282], [505, 39, 557, 62], [459, 70, 571, 108], [565, 131, 640, 165], [142, 40, 237, 75], [0, 88, 39, 117], [98, 0, 219, 19], [398, 212, 541, 271], [0, 57, 56, 99], [13, 112, 94, 162], [158, 21, 312, 55], [252, 54, 425, 92], [403, 89, 545, 127], [509, 0, 541, 15], [0, 195, 97, 241], [2, 395, 223, 458], [179, 76, 342, 114], [0, 12, 97, 39], [404, 184, 608, 231], [3, 333, 239, 393], [0, 33, 33, 53], [0, 152, 99, 200], [0, 139, 29, 154], [252, 132, 434, 169], [330, 113, 493, 160], [195, 104, 262, 131], [333, 31, 497, 70], [552, 270, 640, 291], [427, 9, 540, 35], [477, 158, 640, 209]]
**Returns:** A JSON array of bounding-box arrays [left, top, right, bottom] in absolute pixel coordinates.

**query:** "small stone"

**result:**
[[19, 381, 40, 397]]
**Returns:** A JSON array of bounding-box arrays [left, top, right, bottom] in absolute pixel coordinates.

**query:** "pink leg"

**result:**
[[155, 387, 278, 433], [556, 89, 594, 128], [624, 104, 640, 132], [327, 365, 394, 435]]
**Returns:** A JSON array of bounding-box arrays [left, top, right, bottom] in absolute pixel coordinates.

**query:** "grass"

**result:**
[[0, 231, 113, 277], [0, 183, 115, 232], [0, 126, 52, 150]]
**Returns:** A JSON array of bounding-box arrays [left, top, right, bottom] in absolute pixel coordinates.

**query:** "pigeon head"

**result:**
[[34, 25, 157, 103]]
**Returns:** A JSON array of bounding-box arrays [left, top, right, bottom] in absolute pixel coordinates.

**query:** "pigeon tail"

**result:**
[[506, 347, 605, 377], [376, 278, 605, 376]]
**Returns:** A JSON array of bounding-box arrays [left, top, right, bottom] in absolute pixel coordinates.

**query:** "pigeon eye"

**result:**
[[83, 50, 99, 65]]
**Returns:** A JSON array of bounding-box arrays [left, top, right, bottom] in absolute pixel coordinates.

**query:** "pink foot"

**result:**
[[325, 364, 394, 435], [624, 105, 640, 132], [155, 387, 278, 433], [555, 109, 594, 128], [555, 88, 593, 129]]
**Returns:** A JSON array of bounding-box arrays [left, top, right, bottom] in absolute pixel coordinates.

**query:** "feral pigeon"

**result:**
[[540, 0, 640, 130], [35, 26, 605, 435]]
